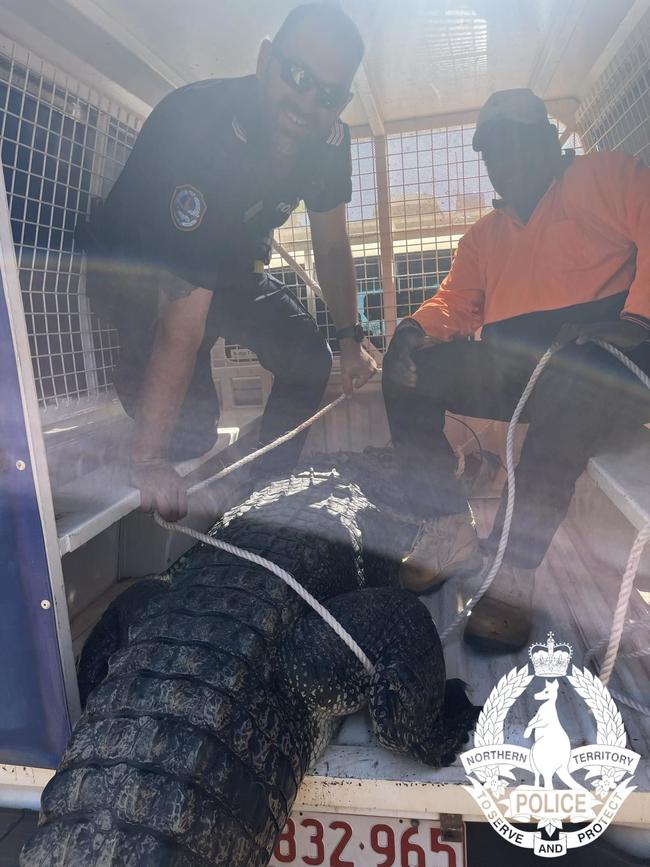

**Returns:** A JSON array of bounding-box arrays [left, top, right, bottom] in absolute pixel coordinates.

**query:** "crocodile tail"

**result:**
[[76, 578, 169, 706], [20, 568, 303, 866]]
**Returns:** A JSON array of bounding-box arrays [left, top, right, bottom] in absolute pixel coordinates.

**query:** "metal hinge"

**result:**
[[440, 812, 464, 843]]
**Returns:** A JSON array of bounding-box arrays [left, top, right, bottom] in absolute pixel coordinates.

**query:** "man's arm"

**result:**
[[383, 227, 485, 389], [409, 228, 485, 340], [558, 153, 650, 350], [603, 154, 650, 330], [308, 203, 376, 394], [130, 286, 213, 521]]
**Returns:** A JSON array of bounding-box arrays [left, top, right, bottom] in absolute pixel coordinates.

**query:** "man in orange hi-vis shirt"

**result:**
[[382, 89, 650, 653]]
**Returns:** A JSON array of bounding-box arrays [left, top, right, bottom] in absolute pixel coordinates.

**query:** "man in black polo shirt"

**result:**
[[83, 4, 376, 520]]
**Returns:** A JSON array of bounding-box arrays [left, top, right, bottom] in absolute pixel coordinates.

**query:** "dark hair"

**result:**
[[273, 4, 364, 66]]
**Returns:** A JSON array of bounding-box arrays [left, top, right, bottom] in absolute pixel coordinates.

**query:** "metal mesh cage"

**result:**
[[0, 37, 142, 414], [263, 126, 495, 355], [263, 136, 382, 355], [387, 124, 492, 328], [576, 9, 650, 164], [4, 34, 602, 409]]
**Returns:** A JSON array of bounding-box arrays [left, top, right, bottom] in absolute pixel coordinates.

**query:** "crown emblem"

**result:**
[[528, 632, 573, 678]]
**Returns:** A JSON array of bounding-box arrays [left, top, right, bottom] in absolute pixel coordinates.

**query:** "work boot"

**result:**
[[462, 562, 535, 653], [400, 509, 480, 593]]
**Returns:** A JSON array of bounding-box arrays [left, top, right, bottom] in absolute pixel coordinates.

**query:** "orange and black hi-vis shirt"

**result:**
[[411, 152, 650, 339]]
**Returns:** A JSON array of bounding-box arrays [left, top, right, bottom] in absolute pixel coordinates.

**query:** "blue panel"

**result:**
[[0, 272, 71, 768]]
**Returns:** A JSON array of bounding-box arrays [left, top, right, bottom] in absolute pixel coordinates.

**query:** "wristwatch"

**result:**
[[335, 323, 365, 343]]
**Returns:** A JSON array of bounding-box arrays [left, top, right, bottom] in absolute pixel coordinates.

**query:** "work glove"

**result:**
[[384, 319, 438, 388]]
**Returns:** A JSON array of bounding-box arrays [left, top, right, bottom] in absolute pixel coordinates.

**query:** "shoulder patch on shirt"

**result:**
[[326, 119, 345, 147], [277, 199, 299, 216], [170, 184, 207, 231]]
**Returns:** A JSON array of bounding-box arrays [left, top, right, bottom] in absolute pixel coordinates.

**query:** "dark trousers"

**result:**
[[114, 273, 332, 470], [382, 293, 650, 569]]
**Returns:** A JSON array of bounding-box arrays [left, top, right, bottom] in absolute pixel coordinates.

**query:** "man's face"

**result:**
[[480, 121, 559, 219], [258, 22, 357, 158]]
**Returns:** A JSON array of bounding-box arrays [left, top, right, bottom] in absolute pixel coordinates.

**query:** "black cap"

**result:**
[[473, 89, 550, 152]]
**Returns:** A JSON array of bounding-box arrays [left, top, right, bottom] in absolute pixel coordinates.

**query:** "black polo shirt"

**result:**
[[87, 75, 353, 293]]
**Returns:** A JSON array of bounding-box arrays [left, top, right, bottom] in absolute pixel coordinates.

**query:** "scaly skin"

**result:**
[[21, 452, 478, 867]]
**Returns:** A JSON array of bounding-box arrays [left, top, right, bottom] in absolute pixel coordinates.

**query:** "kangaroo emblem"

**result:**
[[524, 679, 583, 790]]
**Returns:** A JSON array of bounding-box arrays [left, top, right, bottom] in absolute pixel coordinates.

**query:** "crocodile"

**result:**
[[21, 450, 479, 867]]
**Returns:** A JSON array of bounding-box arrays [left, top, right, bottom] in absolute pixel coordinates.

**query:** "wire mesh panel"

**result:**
[[387, 125, 493, 325], [576, 8, 650, 164], [230, 135, 382, 360], [5, 36, 593, 412], [0, 37, 142, 415], [347, 137, 383, 348], [227, 126, 497, 357]]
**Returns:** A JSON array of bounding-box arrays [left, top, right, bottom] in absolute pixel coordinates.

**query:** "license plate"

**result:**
[[269, 810, 466, 866]]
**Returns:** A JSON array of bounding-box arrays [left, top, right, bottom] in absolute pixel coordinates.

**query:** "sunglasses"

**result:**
[[272, 47, 353, 111]]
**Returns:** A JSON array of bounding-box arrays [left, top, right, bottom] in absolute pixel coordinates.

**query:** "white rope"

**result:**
[[571, 341, 650, 708], [156, 393, 375, 674], [584, 526, 650, 715], [153, 340, 650, 706], [439, 345, 557, 644], [154, 513, 375, 674], [453, 444, 466, 479], [589, 340, 650, 701], [440, 338, 650, 717], [596, 524, 650, 686], [593, 338, 650, 389], [586, 619, 650, 666], [608, 686, 650, 717], [187, 394, 347, 495]]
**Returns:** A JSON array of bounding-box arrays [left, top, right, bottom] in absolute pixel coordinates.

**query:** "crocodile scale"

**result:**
[[21, 450, 478, 866]]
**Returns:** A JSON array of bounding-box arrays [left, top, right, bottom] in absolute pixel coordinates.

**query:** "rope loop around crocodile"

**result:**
[[154, 510, 376, 674], [158, 390, 375, 674], [155, 340, 650, 712]]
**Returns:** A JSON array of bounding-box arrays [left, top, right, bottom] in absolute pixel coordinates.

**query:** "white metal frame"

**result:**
[[58, 0, 188, 91], [297, 766, 649, 828], [0, 142, 80, 724], [0, 765, 54, 811]]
